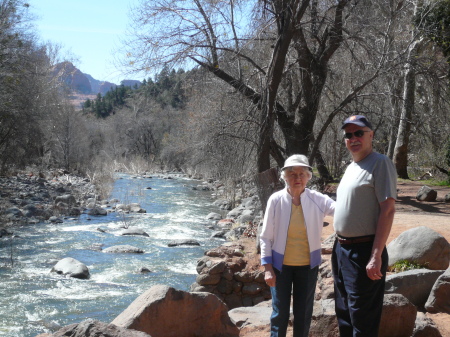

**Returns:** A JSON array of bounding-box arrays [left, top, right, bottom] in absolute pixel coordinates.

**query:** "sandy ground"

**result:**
[[240, 180, 450, 337]]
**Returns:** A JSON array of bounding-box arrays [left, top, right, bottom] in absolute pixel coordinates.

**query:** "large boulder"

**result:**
[[425, 268, 450, 314], [38, 318, 151, 337], [51, 257, 90, 279], [416, 185, 438, 201], [379, 293, 417, 337], [111, 284, 239, 337], [411, 312, 442, 337], [385, 269, 445, 308], [387, 226, 450, 270]]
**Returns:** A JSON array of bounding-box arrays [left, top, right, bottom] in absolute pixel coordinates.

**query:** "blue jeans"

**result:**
[[332, 239, 388, 337], [270, 265, 318, 337]]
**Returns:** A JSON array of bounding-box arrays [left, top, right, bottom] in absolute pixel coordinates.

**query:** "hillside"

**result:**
[[52, 61, 142, 107]]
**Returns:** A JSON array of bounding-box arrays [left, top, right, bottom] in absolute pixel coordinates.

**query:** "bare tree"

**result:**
[[122, 1, 417, 179], [120, 0, 346, 176]]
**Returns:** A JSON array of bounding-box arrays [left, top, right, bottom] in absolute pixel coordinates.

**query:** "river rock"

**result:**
[[167, 239, 200, 247], [86, 202, 97, 209], [38, 318, 151, 337], [236, 209, 255, 223], [425, 267, 450, 313], [22, 204, 39, 217], [225, 226, 246, 241], [115, 204, 129, 211], [5, 207, 23, 219], [121, 228, 149, 237], [206, 212, 222, 220], [129, 203, 146, 213], [211, 230, 227, 238], [111, 284, 239, 337], [226, 206, 244, 219], [51, 257, 90, 279], [49, 216, 63, 223], [387, 226, 450, 270], [217, 218, 235, 228], [213, 199, 232, 210], [103, 245, 144, 254], [0, 228, 12, 237], [54, 194, 77, 206], [88, 206, 108, 216]]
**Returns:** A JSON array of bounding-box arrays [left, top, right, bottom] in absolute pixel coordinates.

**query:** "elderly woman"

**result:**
[[260, 154, 335, 337]]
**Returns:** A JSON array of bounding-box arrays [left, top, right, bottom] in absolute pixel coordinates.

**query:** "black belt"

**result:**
[[337, 235, 375, 245]]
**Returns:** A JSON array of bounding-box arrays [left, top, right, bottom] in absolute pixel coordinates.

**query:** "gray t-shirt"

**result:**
[[334, 151, 397, 237]]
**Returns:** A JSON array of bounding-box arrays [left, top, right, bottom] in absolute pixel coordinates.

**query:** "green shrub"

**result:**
[[388, 260, 428, 273]]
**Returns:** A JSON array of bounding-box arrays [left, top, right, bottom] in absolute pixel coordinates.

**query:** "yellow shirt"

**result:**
[[283, 204, 310, 266]]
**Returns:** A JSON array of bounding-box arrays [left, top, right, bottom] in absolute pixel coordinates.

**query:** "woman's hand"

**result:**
[[264, 264, 276, 287]]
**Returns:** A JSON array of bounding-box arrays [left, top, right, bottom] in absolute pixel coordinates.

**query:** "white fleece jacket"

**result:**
[[260, 187, 335, 271]]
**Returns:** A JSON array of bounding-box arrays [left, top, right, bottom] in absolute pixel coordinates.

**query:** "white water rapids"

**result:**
[[0, 174, 224, 336]]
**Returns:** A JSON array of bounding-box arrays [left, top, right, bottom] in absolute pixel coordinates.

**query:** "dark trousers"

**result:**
[[332, 240, 388, 337], [270, 265, 318, 337]]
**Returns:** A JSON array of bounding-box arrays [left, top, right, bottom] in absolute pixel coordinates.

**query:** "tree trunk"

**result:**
[[394, 41, 420, 179], [387, 80, 402, 160]]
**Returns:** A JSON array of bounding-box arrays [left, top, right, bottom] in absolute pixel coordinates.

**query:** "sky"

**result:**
[[32, 0, 141, 84]]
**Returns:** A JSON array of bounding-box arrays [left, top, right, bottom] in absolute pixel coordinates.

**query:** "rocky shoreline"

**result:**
[[2, 170, 449, 337], [0, 170, 97, 232]]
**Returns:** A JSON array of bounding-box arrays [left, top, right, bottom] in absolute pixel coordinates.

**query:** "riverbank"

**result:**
[[1, 170, 449, 336], [0, 170, 97, 231]]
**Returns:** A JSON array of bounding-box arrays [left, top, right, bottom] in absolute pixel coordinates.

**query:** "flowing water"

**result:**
[[0, 174, 224, 336]]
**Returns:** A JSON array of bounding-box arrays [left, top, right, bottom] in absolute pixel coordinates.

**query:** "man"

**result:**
[[332, 115, 397, 337]]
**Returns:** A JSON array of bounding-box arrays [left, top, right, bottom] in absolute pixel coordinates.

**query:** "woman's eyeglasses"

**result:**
[[344, 130, 370, 139]]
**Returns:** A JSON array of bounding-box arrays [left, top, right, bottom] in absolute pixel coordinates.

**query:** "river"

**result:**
[[0, 174, 224, 336]]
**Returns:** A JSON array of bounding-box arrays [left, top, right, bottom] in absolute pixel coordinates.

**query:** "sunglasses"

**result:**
[[344, 130, 370, 139]]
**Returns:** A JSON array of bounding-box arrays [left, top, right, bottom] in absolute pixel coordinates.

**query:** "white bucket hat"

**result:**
[[281, 154, 312, 170]]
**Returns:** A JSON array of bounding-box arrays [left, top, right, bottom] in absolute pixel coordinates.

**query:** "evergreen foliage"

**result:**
[[81, 67, 187, 118], [82, 86, 133, 118]]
